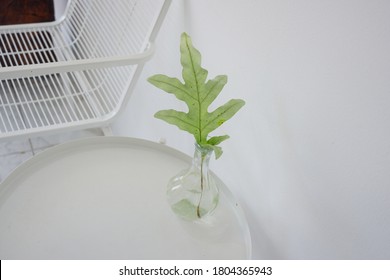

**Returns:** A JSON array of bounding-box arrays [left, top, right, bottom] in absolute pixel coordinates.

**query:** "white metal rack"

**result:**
[[0, 0, 171, 141]]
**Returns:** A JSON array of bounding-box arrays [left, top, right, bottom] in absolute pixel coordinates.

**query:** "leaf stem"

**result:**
[[196, 152, 205, 218]]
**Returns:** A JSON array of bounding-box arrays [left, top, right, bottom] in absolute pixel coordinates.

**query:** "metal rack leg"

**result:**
[[101, 126, 113, 136]]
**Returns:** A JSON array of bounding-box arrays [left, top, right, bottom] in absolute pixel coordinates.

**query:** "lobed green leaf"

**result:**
[[148, 32, 245, 159]]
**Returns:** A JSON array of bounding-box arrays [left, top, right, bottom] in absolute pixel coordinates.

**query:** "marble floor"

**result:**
[[0, 128, 103, 183]]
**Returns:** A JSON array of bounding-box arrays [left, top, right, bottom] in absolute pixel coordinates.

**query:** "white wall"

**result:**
[[58, 0, 390, 259]]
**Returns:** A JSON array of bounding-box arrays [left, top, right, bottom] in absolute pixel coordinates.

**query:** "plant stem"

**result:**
[[196, 152, 205, 218]]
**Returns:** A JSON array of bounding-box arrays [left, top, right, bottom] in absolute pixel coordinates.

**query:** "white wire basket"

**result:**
[[0, 0, 171, 141]]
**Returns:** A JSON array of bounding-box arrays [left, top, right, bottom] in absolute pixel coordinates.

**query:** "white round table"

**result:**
[[0, 137, 251, 259]]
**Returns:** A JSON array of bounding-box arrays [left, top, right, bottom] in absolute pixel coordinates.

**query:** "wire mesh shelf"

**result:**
[[0, 0, 171, 140]]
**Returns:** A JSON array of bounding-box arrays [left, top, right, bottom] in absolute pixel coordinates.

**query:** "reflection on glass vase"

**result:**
[[167, 143, 219, 221]]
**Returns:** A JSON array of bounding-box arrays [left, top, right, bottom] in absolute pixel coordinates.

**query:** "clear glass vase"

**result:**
[[167, 143, 219, 221]]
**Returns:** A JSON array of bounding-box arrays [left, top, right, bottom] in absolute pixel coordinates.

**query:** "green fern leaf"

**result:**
[[148, 32, 245, 158]]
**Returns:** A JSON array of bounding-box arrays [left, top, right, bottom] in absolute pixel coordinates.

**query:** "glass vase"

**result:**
[[167, 143, 219, 221]]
